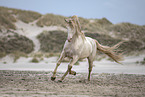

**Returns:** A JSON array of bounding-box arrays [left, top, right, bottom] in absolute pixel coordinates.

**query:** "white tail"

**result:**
[[95, 40, 124, 64]]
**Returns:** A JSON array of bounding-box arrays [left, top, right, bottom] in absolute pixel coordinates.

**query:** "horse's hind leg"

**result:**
[[51, 51, 65, 81], [69, 70, 76, 75], [87, 57, 93, 81]]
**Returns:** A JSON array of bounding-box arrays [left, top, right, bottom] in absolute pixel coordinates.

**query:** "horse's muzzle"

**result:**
[[67, 38, 72, 42]]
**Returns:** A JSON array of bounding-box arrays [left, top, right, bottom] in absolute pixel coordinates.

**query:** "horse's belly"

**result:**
[[79, 38, 96, 58], [79, 45, 92, 58], [79, 48, 92, 59]]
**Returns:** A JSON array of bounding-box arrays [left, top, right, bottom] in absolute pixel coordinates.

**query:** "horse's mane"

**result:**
[[71, 15, 86, 39]]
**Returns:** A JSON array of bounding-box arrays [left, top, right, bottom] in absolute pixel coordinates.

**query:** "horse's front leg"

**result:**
[[58, 56, 79, 82], [51, 51, 65, 81]]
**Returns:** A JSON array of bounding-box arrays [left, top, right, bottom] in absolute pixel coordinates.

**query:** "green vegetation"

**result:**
[[37, 30, 67, 52], [120, 40, 143, 54], [31, 57, 39, 63], [3, 62, 7, 64], [0, 30, 34, 58], [106, 23, 145, 54], [0, 7, 16, 30], [10, 51, 28, 63], [36, 14, 66, 27], [85, 33, 121, 46], [82, 18, 113, 33], [36, 14, 113, 33], [85, 32, 145, 54], [15, 10, 41, 23], [136, 58, 145, 65], [37, 30, 144, 55], [107, 23, 145, 40], [0, 6, 41, 30], [0, 52, 7, 58], [37, 30, 121, 53], [141, 58, 145, 64], [0, 6, 144, 57]]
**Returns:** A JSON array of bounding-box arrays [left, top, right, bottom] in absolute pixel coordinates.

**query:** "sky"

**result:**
[[0, 0, 145, 25]]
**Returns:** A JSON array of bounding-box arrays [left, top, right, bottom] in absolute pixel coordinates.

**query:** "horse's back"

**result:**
[[78, 37, 96, 59], [86, 37, 97, 56], [85, 37, 96, 47]]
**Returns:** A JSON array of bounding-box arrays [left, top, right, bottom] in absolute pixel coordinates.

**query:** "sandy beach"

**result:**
[[0, 55, 145, 96], [0, 6, 145, 97], [0, 70, 145, 97]]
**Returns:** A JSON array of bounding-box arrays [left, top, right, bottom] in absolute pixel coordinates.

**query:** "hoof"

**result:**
[[69, 70, 76, 75], [73, 71, 76, 75], [51, 76, 56, 81]]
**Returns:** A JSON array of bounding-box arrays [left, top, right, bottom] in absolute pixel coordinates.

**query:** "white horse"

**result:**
[[51, 15, 123, 82]]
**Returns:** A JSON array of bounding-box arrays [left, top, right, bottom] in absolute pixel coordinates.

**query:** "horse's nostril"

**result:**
[[68, 38, 72, 42]]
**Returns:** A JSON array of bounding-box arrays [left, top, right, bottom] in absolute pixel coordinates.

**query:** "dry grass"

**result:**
[[0, 6, 41, 30], [36, 14, 66, 27], [30, 57, 39, 63], [37, 30, 144, 55], [107, 23, 145, 40], [80, 18, 113, 33], [0, 7, 16, 30], [15, 10, 41, 23], [136, 57, 145, 65], [37, 30, 67, 52], [85, 32, 121, 46], [10, 51, 28, 63], [0, 7, 144, 56], [0, 30, 34, 58]]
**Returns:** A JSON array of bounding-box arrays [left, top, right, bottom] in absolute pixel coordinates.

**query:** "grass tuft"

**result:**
[[31, 57, 39, 63], [0, 30, 34, 58]]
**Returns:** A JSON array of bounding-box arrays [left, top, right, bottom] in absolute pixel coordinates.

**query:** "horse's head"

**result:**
[[65, 15, 81, 42]]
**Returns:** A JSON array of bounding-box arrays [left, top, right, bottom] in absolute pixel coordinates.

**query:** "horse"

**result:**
[[51, 15, 123, 82]]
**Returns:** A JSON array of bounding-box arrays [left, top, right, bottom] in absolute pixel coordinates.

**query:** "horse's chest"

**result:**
[[65, 50, 73, 58], [64, 45, 79, 58]]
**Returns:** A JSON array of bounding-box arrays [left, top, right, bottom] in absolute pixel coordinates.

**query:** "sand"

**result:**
[[1, 55, 145, 74], [0, 70, 145, 97]]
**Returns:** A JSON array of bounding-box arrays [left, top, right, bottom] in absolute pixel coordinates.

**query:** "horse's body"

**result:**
[[51, 15, 123, 82], [64, 36, 96, 60]]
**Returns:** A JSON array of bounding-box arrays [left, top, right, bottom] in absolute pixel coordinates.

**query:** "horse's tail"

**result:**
[[95, 40, 124, 64]]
